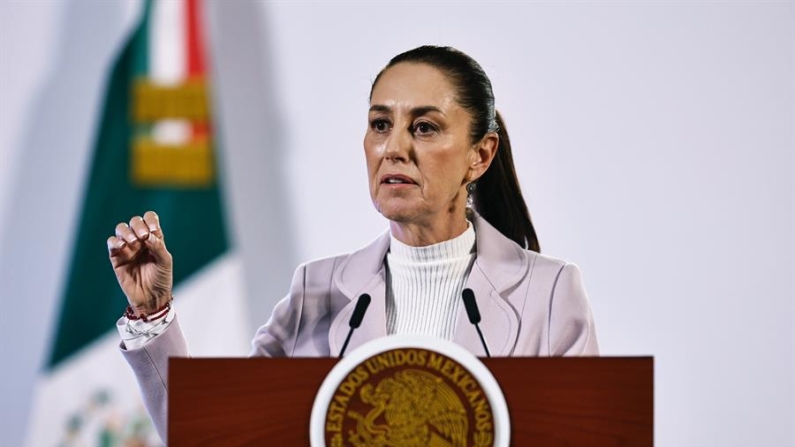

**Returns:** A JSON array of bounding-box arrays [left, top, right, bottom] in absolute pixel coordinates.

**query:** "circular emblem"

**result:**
[[310, 335, 510, 447]]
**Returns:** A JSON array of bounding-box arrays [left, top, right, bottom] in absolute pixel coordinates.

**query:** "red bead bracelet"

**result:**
[[124, 297, 173, 322]]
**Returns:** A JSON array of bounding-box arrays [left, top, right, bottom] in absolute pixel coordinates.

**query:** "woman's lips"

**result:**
[[380, 174, 417, 186]]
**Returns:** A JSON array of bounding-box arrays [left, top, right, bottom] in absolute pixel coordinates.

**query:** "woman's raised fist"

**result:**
[[107, 211, 173, 316]]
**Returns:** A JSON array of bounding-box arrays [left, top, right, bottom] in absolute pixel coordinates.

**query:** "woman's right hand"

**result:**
[[107, 211, 173, 316]]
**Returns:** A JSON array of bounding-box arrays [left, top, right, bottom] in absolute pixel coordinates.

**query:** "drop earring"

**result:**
[[466, 181, 477, 207]]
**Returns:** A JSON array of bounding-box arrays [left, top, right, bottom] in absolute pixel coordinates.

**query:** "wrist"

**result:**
[[126, 296, 173, 322]]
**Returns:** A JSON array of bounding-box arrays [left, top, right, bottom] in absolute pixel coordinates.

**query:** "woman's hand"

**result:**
[[107, 211, 173, 316]]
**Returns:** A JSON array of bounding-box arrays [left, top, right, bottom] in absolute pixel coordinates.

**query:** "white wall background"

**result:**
[[1, 1, 793, 446]]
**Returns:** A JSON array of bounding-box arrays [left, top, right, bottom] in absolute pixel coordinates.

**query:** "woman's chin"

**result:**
[[377, 209, 415, 224], [373, 201, 422, 224]]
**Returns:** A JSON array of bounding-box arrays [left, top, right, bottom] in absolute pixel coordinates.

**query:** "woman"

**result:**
[[108, 46, 599, 439]]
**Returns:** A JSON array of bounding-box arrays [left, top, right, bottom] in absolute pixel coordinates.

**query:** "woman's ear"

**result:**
[[467, 132, 499, 182]]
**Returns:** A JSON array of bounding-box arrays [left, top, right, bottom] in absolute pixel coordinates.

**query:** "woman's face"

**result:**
[[364, 62, 495, 228]]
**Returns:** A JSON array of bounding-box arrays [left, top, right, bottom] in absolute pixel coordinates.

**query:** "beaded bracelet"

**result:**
[[124, 297, 173, 322]]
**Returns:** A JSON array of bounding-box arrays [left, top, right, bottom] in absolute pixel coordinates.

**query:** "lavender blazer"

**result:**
[[121, 212, 599, 440]]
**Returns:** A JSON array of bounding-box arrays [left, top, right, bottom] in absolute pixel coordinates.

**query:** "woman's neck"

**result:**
[[389, 213, 470, 247]]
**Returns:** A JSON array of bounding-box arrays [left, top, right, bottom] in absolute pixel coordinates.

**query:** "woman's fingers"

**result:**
[[115, 221, 140, 252], [143, 210, 163, 240], [130, 211, 171, 265], [129, 215, 150, 241], [107, 235, 126, 256], [143, 229, 171, 264], [110, 212, 171, 268], [107, 235, 134, 268], [139, 211, 170, 263]]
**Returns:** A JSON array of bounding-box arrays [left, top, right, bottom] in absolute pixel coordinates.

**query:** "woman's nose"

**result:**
[[383, 128, 411, 162]]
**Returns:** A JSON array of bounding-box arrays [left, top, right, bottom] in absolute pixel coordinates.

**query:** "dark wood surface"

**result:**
[[169, 357, 652, 446]]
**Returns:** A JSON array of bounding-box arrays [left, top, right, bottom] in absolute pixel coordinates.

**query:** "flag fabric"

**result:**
[[26, 1, 250, 445]]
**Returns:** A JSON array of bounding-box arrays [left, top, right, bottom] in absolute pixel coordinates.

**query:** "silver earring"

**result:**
[[466, 182, 477, 206]]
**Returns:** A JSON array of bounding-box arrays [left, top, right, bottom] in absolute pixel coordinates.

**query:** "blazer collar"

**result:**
[[452, 212, 528, 357], [328, 211, 527, 357]]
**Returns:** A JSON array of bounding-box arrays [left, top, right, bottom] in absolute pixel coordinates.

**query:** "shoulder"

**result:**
[[297, 229, 389, 275], [526, 251, 576, 282], [523, 251, 589, 320], [297, 253, 347, 278], [291, 229, 391, 293], [472, 210, 576, 287], [517, 249, 588, 302]]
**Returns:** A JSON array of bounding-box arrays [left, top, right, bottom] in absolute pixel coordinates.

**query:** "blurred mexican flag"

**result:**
[[22, 1, 250, 445]]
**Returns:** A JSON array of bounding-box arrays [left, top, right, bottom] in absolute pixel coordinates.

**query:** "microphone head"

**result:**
[[349, 294, 371, 329], [462, 288, 481, 324]]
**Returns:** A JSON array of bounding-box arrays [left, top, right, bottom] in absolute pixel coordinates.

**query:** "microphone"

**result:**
[[339, 294, 371, 358], [462, 288, 491, 357]]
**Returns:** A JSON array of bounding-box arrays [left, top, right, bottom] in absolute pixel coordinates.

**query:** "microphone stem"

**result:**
[[475, 324, 491, 358], [339, 330, 354, 358]]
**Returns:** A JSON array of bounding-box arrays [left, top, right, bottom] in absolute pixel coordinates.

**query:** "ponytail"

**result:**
[[473, 112, 540, 251]]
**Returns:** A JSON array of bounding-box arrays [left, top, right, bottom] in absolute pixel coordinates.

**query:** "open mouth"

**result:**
[[381, 175, 417, 185]]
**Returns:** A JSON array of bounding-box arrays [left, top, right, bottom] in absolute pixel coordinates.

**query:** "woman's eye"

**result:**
[[370, 119, 390, 132], [414, 122, 437, 135]]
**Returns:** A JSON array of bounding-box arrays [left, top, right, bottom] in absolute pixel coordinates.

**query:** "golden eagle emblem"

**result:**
[[322, 348, 495, 447], [346, 369, 468, 447]]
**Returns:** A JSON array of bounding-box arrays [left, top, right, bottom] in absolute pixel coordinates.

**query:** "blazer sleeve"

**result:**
[[119, 260, 300, 444], [548, 263, 600, 356], [249, 263, 306, 357], [119, 314, 189, 442]]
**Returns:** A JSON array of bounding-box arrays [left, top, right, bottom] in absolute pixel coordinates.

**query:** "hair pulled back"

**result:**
[[371, 45, 540, 252]]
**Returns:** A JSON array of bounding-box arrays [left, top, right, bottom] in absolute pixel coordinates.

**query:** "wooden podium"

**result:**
[[169, 357, 652, 446]]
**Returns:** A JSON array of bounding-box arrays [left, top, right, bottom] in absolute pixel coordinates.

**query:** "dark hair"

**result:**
[[371, 45, 540, 252]]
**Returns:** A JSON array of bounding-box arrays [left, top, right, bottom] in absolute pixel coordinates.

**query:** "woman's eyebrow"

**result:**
[[368, 105, 444, 117], [409, 106, 444, 117], [369, 104, 392, 114]]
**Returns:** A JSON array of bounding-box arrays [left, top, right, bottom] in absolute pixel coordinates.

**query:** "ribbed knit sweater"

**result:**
[[385, 224, 476, 340]]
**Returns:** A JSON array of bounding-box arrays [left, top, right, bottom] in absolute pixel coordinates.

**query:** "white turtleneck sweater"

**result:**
[[385, 223, 476, 340]]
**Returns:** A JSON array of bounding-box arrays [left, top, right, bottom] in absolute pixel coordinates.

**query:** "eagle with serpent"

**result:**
[[346, 369, 469, 447]]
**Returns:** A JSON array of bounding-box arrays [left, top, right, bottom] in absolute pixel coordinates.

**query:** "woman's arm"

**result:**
[[548, 263, 600, 356], [119, 313, 188, 441]]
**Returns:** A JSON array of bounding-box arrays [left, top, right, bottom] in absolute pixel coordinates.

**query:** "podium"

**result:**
[[169, 357, 652, 446]]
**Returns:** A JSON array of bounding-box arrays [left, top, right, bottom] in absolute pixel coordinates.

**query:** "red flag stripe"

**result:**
[[185, 0, 210, 137], [185, 0, 205, 77]]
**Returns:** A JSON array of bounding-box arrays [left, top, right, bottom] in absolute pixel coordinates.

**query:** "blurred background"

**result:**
[[1, 0, 793, 446]]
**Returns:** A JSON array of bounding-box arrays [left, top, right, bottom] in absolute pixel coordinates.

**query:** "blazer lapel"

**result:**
[[328, 231, 390, 356], [452, 212, 527, 357]]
